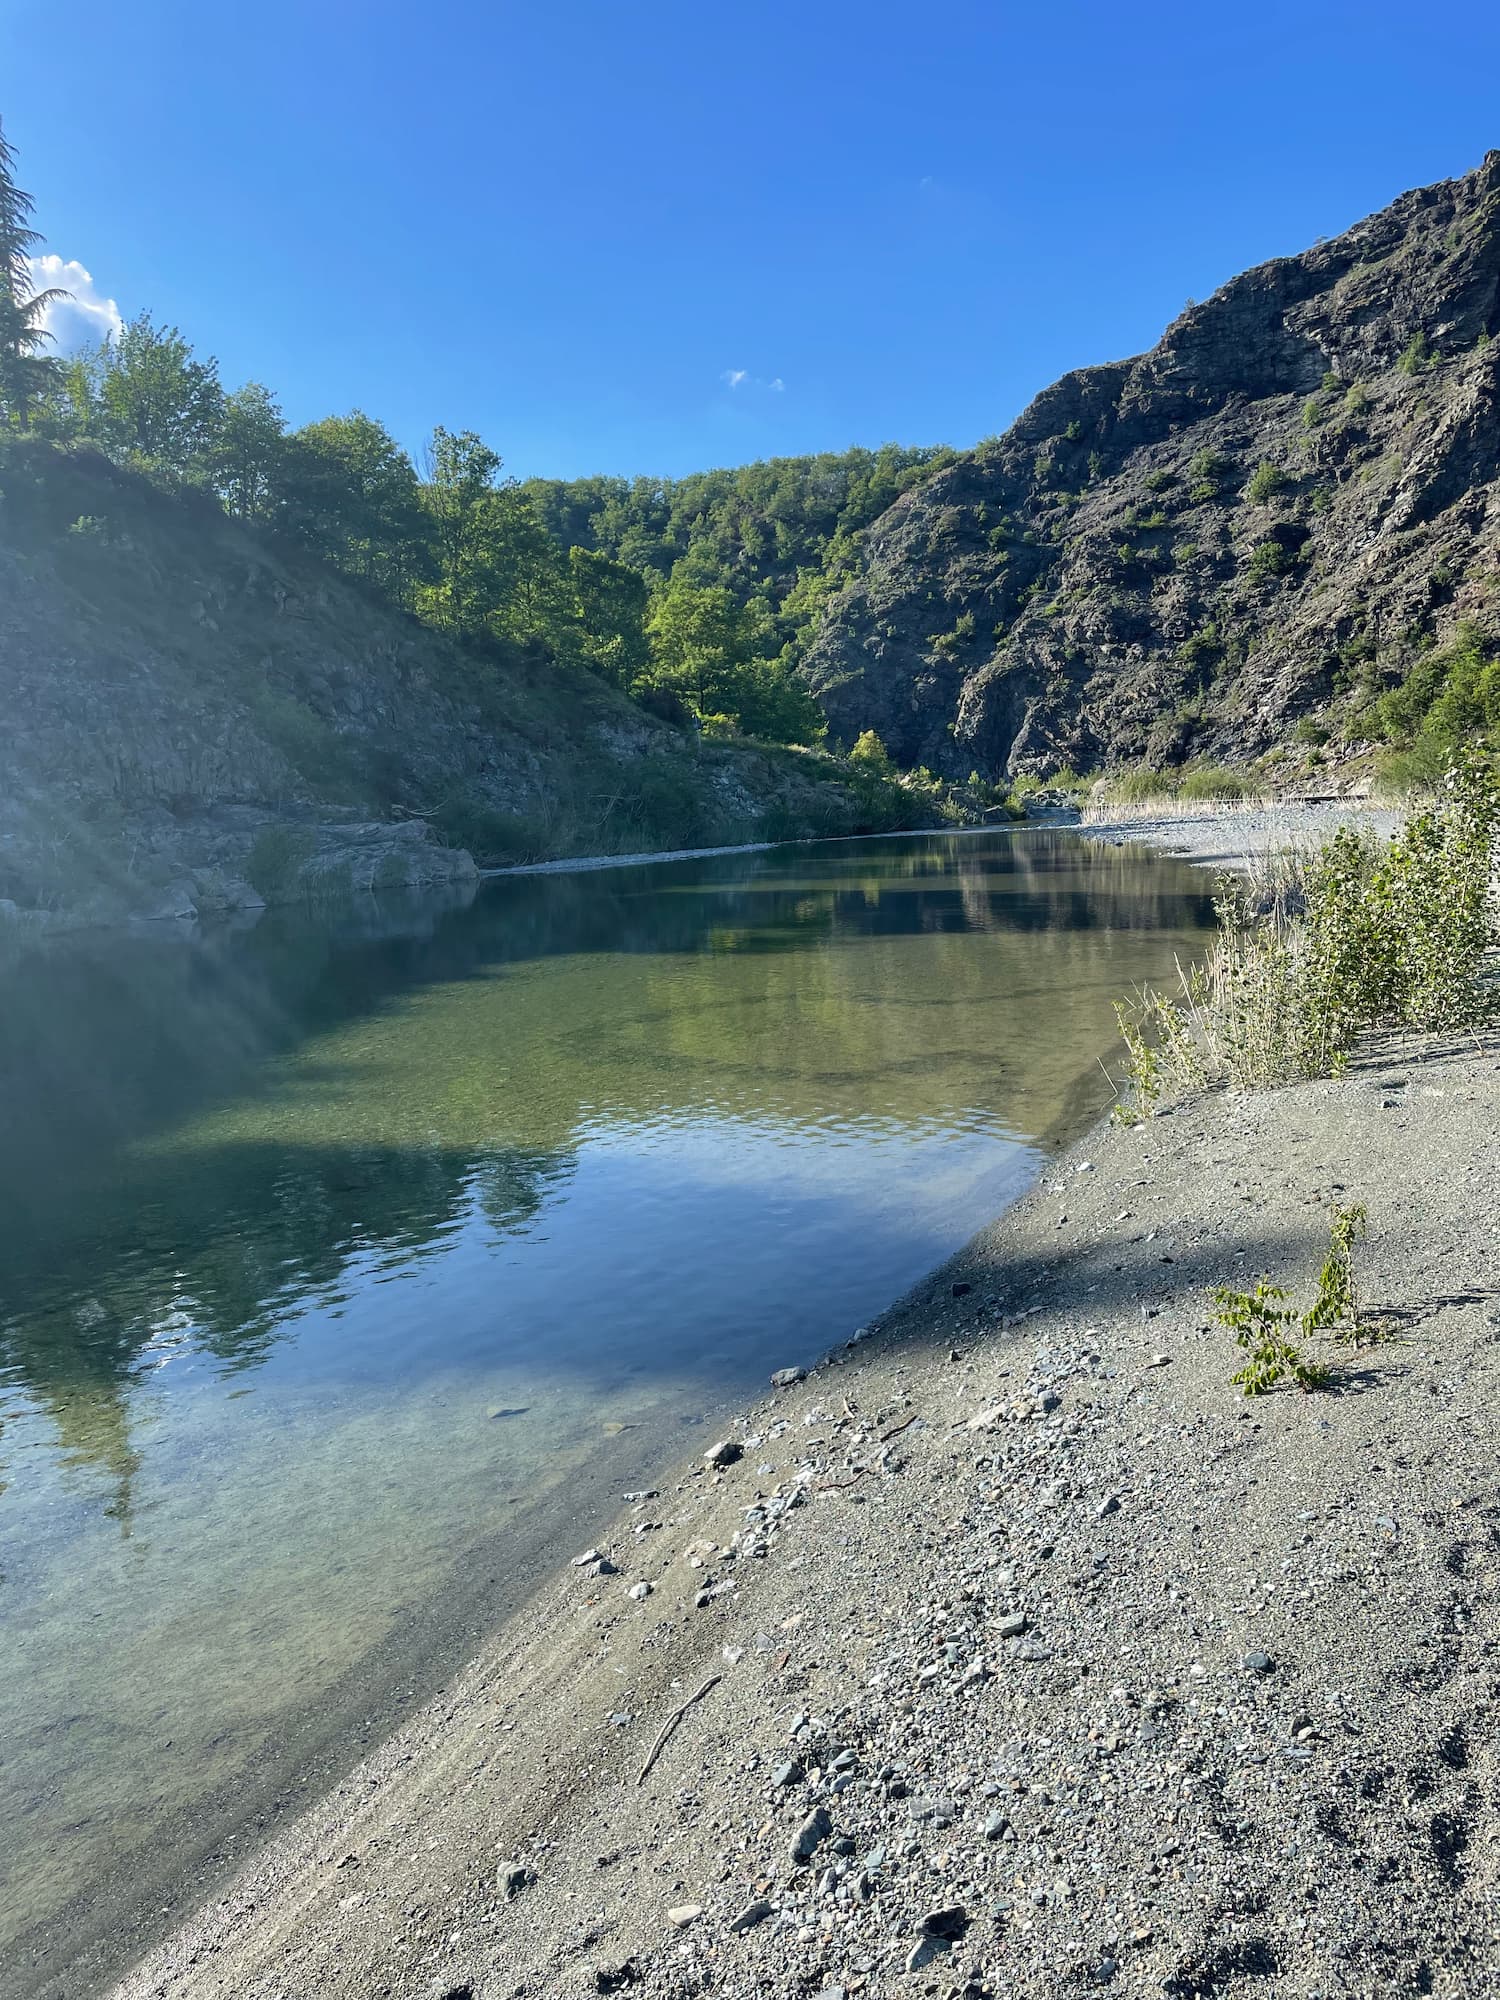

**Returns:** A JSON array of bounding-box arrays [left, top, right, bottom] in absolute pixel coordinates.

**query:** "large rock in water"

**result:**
[[802, 150, 1500, 777]]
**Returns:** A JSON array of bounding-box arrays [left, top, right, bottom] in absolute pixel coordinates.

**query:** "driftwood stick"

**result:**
[[636, 1673, 722, 1786], [878, 1413, 921, 1445]]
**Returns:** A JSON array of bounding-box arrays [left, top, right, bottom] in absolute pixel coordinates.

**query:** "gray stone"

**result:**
[[704, 1439, 743, 1468], [771, 1366, 807, 1387], [791, 1805, 833, 1863], [921, 1904, 970, 1940], [729, 1898, 774, 1932]]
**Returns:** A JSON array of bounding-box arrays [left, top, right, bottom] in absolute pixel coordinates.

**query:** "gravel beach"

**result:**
[[84, 806, 1497, 2000], [1075, 803, 1404, 874]]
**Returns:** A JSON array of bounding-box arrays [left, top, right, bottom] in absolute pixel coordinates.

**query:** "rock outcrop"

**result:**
[[804, 152, 1500, 776]]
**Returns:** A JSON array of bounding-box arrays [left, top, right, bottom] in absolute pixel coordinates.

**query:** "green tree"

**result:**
[[210, 382, 286, 519], [96, 313, 223, 477], [0, 115, 67, 425], [487, 486, 571, 646], [568, 545, 650, 689], [420, 425, 504, 634], [276, 411, 426, 600], [849, 729, 894, 773], [724, 658, 825, 744], [645, 577, 758, 719]]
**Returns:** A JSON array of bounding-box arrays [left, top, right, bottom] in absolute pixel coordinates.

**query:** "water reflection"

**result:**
[[0, 828, 1214, 1983]]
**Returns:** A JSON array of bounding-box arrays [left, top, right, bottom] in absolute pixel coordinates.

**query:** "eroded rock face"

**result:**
[[803, 151, 1500, 776]]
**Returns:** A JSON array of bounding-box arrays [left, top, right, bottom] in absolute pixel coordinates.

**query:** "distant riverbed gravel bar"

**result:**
[[1077, 798, 1403, 870], [97, 807, 1499, 2000]]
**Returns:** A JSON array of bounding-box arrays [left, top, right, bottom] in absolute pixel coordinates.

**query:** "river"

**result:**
[[0, 826, 1213, 1991]]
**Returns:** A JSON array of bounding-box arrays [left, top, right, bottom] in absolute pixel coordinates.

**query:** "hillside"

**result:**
[[0, 442, 925, 926], [803, 152, 1500, 780]]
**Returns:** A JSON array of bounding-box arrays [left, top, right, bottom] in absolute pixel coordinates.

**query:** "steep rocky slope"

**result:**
[[804, 152, 1500, 777], [0, 445, 912, 926]]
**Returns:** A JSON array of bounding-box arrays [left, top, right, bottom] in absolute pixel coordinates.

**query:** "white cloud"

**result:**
[[24, 255, 124, 352], [720, 366, 785, 393]]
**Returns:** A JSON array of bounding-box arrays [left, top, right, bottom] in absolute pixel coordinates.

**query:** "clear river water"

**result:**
[[0, 826, 1214, 1989]]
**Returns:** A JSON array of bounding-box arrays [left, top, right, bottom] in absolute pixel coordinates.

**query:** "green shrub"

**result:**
[[1374, 619, 1499, 758], [1216, 1282, 1330, 1396], [1107, 765, 1177, 805], [1247, 539, 1294, 580], [1179, 624, 1222, 671], [1245, 460, 1288, 505], [1294, 717, 1331, 747], [1116, 755, 1500, 1103], [244, 825, 314, 898], [1303, 1205, 1369, 1345], [1216, 1204, 1374, 1395], [849, 728, 894, 774], [432, 800, 549, 864], [1178, 763, 1251, 801], [1397, 330, 1433, 376]]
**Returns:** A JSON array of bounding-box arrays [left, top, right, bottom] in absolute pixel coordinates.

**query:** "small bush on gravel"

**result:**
[[1117, 755, 1500, 1104], [1218, 1205, 1379, 1394], [1303, 1204, 1369, 1345], [1217, 1282, 1330, 1396]]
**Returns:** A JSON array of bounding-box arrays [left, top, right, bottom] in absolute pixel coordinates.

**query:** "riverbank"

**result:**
[[1076, 800, 1402, 872], [103, 1050, 1499, 1993]]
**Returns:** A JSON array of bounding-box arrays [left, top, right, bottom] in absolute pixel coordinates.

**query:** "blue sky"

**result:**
[[4, 0, 1498, 480]]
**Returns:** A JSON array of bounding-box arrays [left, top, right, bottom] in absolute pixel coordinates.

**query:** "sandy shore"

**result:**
[[56, 802, 1493, 2000]]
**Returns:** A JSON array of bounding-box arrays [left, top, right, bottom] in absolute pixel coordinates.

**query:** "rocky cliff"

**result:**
[[0, 444, 911, 927], [804, 152, 1500, 777]]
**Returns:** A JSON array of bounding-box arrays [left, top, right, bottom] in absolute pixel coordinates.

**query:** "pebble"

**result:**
[[792, 1805, 833, 1862], [666, 1903, 702, 1927], [921, 1904, 970, 1940], [627, 1581, 652, 1601], [1243, 1649, 1274, 1673], [704, 1439, 743, 1468], [771, 1366, 807, 1387], [729, 1898, 774, 1932]]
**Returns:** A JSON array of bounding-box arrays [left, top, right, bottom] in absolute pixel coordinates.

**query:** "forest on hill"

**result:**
[[2, 115, 954, 753]]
